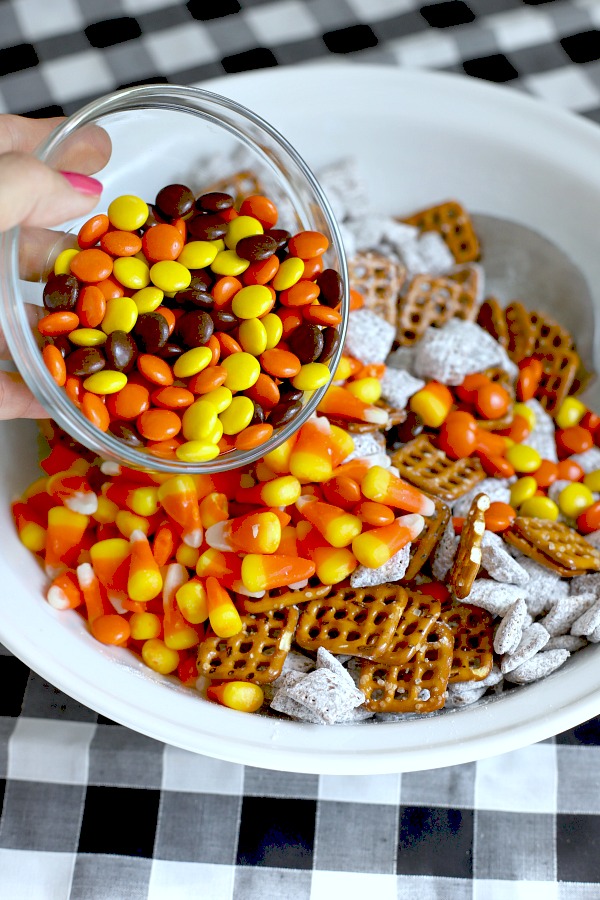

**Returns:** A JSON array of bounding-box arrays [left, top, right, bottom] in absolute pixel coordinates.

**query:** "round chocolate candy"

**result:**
[[235, 234, 278, 262], [177, 310, 214, 348], [210, 309, 239, 333], [288, 323, 324, 364], [156, 342, 184, 360], [195, 192, 234, 212], [316, 269, 343, 307], [250, 402, 265, 425], [268, 399, 303, 428], [318, 326, 341, 363], [134, 312, 170, 353], [175, 288, 214, 310], [264, 229, 291, 253], [43, 273, 79, 311], [277, 384, 303, 405], [155, 183, 195, 219], [108, 421, 145, 448], [188, 271, 214, 292], [65, 347, 105, 377], [187, 213, 228, 242], [104, 331, 137, 372]]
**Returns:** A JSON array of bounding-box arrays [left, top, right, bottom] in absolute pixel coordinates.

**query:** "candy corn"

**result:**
[[289, 418, 334, 482], [351, 513, 424, 568], [206, 576, 243, 638], [46, 571, 82, 610], [240, 554, 315, 593], [45, 506, 89, 576], [361, 466, 436, 516], [157, 475, 203, 548], [296, 495, 362, 548], [127, 530, 163, 603], [205, 511, 282, 555], [162, 563, 199, 649]]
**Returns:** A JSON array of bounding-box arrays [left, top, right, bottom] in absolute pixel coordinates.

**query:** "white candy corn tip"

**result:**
[[204, 521, 231, 552], [399, 513, 425, 539], [76, 562, 94, 588], [129, 529, 147, 543], [100, 460, 121, 476], [364, 407, 389, 425], [47, 586, 70, 610], [65, 492, 98, 516], [419, 495, 436, 517], [183, 527, 204, 548]]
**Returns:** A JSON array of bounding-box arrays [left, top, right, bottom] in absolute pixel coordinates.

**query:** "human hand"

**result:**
[[0, 114, 111, 418]]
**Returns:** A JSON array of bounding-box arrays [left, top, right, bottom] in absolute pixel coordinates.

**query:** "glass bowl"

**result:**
[[0, 84, 348, 473]]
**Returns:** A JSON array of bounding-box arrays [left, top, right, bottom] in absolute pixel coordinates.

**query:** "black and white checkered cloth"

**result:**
[[2, 1, 600, 897]]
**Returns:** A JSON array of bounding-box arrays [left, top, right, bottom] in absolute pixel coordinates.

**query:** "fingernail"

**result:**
[[60, 170, 103, 196]]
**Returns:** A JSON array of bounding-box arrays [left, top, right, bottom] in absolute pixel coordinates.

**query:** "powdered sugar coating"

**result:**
[[413, 320, 518, 386], [539, 592, 597, 637], [501, 623, 550, 674], [379, 368, 425, 410], [494, 598, 527, 655], [464, 580, 527, 618], [504, 649, 570, 684], [481, 531, 530, 585], [350, 544, 411, 588], [344, 309, 396, 365]]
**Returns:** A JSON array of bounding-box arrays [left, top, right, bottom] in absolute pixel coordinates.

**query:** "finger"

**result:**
[[19, 226, 77, 282], [0, 115, 112, 175], [0, 371, 48, 419], [0, 152, 102, 231]]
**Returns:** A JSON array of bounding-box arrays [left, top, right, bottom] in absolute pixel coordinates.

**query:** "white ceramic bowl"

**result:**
[[2, 63, 600, 775]]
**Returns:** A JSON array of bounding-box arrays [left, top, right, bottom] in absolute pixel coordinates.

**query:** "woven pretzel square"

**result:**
[[205, 170, 264, 207], [404, 495, 451, 581], [505, 302, 536, 361], [348, 250, 405, 327], [239, 583, 331, 615], [197, 606, 300, 683], [397, 274, 465, 346], [391, 434, 486, 503], [402, 200, 480, 264], [504, 517, 600, 576], [534, 348, 579, 416], [295, 585, 407, 659], [359, 619, 454, 713], [442, 603, 494, 682], [477, 297, 509, 350], [448, 493, 490, 599], [376, 590, 442, 666], [529, 310, 575, 354]]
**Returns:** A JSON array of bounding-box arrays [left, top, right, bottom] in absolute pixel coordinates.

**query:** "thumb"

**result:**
[[0, 152, 102, 231], [0, 372, 49, 419]]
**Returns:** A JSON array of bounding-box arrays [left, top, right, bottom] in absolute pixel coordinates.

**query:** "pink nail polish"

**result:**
[[60, 170, 103, 196]]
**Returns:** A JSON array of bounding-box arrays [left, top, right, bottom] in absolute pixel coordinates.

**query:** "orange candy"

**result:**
[[137, 354, 174, 386], [106, 383, 150, 420], [259, 348, 301, 379], [279, 281, 320, 308], [137, 409, 182, 441], [287, 230, 329, 259], [81, 393, 110, 431], [243, 255, 279, 286], [234, 423, 274, 451], [239, 195, 278, 229], [70, 248, 113, 283], [187, 365, 228, 395], [303, 305, 342, 327], [91, 613, 131, 645], [38, 311, 79, 337], [100, 230, 142, 258], [577, 501, 600, 534], [245, 372, 280, 409], [77, 214, 110, 250], [438, 411, 479, 459], [474, 382, 511, 419], [557, 459, 585, 481], [534, 459, 559, 488], [212, 276, 242, 306], [42, 344, 67, 386], [484, 501, 517, 533], [95, 275, 124, 300], [76, 285, 106, 328], [151, 386, 195, 409], [142, 224, 184, 263], [516, 358, 543, 402]]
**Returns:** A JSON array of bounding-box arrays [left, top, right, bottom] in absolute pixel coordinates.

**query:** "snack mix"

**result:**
[[13, 158, 600, 725]]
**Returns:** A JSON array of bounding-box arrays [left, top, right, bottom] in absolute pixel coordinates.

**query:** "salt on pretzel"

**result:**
[[448, 493, 490, 600]]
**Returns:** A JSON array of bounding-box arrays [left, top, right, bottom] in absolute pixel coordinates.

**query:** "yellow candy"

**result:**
[[519, 496, 559, 520], [177, 241, 218, 270], [513, 402, 536, 430], [113, 257, 150, 290], [127, 486, 159, 517], [222, 352, 261, 392], [176, 441, 220, 462], [555, 396, 587, 430], [175, 580, 208, 624], [292, 362, 331, 392], [330, 424, 354, 461], [346, 376, 381, 404], [272, 257, 304, 291], [175, 544, 200, 568], [262, 313, 283, 350], [92, 495, 118, 524], [141, 638, 179, 674], [129, 612, 162, 641], [201, 386, 232, 413], [410, 387, 452, 428], [211, 681, 264, 713], [232, 285, 272, 320], [584, 470, 600, 493], [558, 482, 594, 519], [224, 215, 263, 251], [219, 395, 254, 435], [101, 296, 138, 334], [132, 286, 164, 313], [150, 260, 191, 293], [205, 418, 224, 445], [238, 317, 268, 355], [19, 522, 45, 553], [68, 328, 107, 347], [53, 248, 79, 275], [510, 476, 538, 508], [173, 346, 212, 378], [314, 547, 357, 585], [83, 371, 128, 394], [210, 249, 249, 276], [107, 195, 149, 231], [334, 357, 353, 381], [182, 399, 218, 441], [115, 510, 149, 538], [505, 444, 541, 473]]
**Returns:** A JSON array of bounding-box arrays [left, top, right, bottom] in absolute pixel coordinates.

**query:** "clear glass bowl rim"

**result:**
[[0, 82, 348, 474]]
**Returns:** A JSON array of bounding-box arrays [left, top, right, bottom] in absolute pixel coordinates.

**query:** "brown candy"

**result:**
[[448, 493, 490, 600], [204, 170, 264, 207], [197, 606, 300, 684]]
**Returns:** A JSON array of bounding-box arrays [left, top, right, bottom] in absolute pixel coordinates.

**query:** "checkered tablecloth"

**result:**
[[2, 1, 600, 897]]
